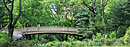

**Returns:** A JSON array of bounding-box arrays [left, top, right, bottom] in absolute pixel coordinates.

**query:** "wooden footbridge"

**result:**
[[15, 26, 85, 40], [15, 26, 84, 37]]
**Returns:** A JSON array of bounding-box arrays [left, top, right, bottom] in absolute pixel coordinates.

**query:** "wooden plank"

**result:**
[[16, 26, 77, 32]]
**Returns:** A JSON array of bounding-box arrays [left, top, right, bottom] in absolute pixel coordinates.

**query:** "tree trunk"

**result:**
[[101, 0, 107, 34], [8, 24, 14, 41]]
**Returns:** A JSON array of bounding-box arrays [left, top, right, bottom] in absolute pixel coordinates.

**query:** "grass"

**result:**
[[34, 45, 130, 47]]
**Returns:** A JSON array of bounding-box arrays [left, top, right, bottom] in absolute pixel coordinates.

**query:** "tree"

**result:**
[[73, 0, 110, 39], [83, 0, 108, 33], [15, 0, 75, 27], [101, 0, 108, 34], [3, 0, 21, 41], [107, 0, 130, 37]]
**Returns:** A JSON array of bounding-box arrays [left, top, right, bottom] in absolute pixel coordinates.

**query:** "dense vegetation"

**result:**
[[0, 0, 130, 47]]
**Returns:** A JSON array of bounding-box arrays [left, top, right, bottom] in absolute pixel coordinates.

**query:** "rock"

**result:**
[[13, 31, 25, 40]]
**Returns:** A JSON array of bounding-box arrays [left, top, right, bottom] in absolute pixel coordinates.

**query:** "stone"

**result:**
[[13, 31, 24, 40]]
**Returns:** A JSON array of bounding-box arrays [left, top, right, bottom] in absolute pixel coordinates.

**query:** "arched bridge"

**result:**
[[15, 26, 84, 37]]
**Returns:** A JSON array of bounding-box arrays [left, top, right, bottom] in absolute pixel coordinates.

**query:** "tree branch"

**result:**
[[92, 0, 96, 8], [11, 0, 14, 13], [92, 0, 96, 17], [2, 24, 8, 29], [83, 1, 93, 11], [3, 0, 10, 12], [104, 0, 109, 7], [8, 0, 11, 3], [83, 0, 97, 17], [8, 0, 14, 25], [13, 0, 22, 25]]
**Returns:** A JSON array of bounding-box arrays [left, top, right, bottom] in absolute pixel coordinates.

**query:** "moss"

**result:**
[[124, 26, 130, 44]]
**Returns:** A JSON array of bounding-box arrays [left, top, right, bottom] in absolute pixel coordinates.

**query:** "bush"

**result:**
[[94, 42, 102, 46], [46, 41, 89, 47], [116, 37, 124, 45], [46, 40, 102, 46], [0, 40, 37, 47], [71, 41, 87, 46], [0, 32, 8, 43], [124, 26, 130, 44], [47, 41, 72, 47], [92, 33, 118, 45], [109, 31, 116, 38], [113, 42, 121, 46]]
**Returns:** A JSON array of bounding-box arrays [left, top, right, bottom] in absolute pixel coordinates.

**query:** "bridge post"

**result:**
[[65, 34, 68, 41], [38, 34, 40, 40], [37, 24, 40, 40], [28, 35, 32, 40]]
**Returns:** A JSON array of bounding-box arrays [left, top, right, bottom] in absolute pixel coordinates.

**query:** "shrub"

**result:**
[[47, 41, 72, 47], [94, 42, 102, 46], [0, 40, 37, 47], [124, 26, 130, 44], [113, 42, 121, 46], [116, 37, 124, 45], [109, 31, 116, 38], [0, 32, 8, 43], [71, 41, 86, 46]]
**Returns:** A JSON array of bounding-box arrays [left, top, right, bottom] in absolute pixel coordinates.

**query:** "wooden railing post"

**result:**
[[37, 24, 40, 40]]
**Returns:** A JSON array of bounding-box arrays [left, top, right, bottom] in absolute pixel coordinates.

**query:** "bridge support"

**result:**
[[65, 34, 68, 41], [25, 35, 32, 40], [37, 34, 40, 40]]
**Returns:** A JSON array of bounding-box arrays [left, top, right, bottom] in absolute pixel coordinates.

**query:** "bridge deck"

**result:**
[[15, 26, 84, 36]]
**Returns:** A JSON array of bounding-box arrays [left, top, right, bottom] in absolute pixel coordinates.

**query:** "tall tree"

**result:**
[[101, 0, 108, 34], [108, 0, 130, 37], [83, 0, 108, 33], [3, 0, 21, 41]]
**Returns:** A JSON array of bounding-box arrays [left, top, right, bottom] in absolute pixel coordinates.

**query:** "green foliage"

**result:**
[[13, 0, 75, 28], [106, 0, 130, 37], [92, 33, 124, 45], [94, 42, 102, 46], [95, 33, 102, 39], [0, 0, 9, 29], [113, 42, 121, 46], [109, 31, 116, 38], [1, 0, 130, 46], [74, 8, 95, 38], [35, 38, 126, 47], [30, 34, 80, 43], [47, 41, 72, 47], [0, 32, 8, 43], [124, 26, 130, 44], [67, 35, 78, 42], [0, 40, 37, 47]]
